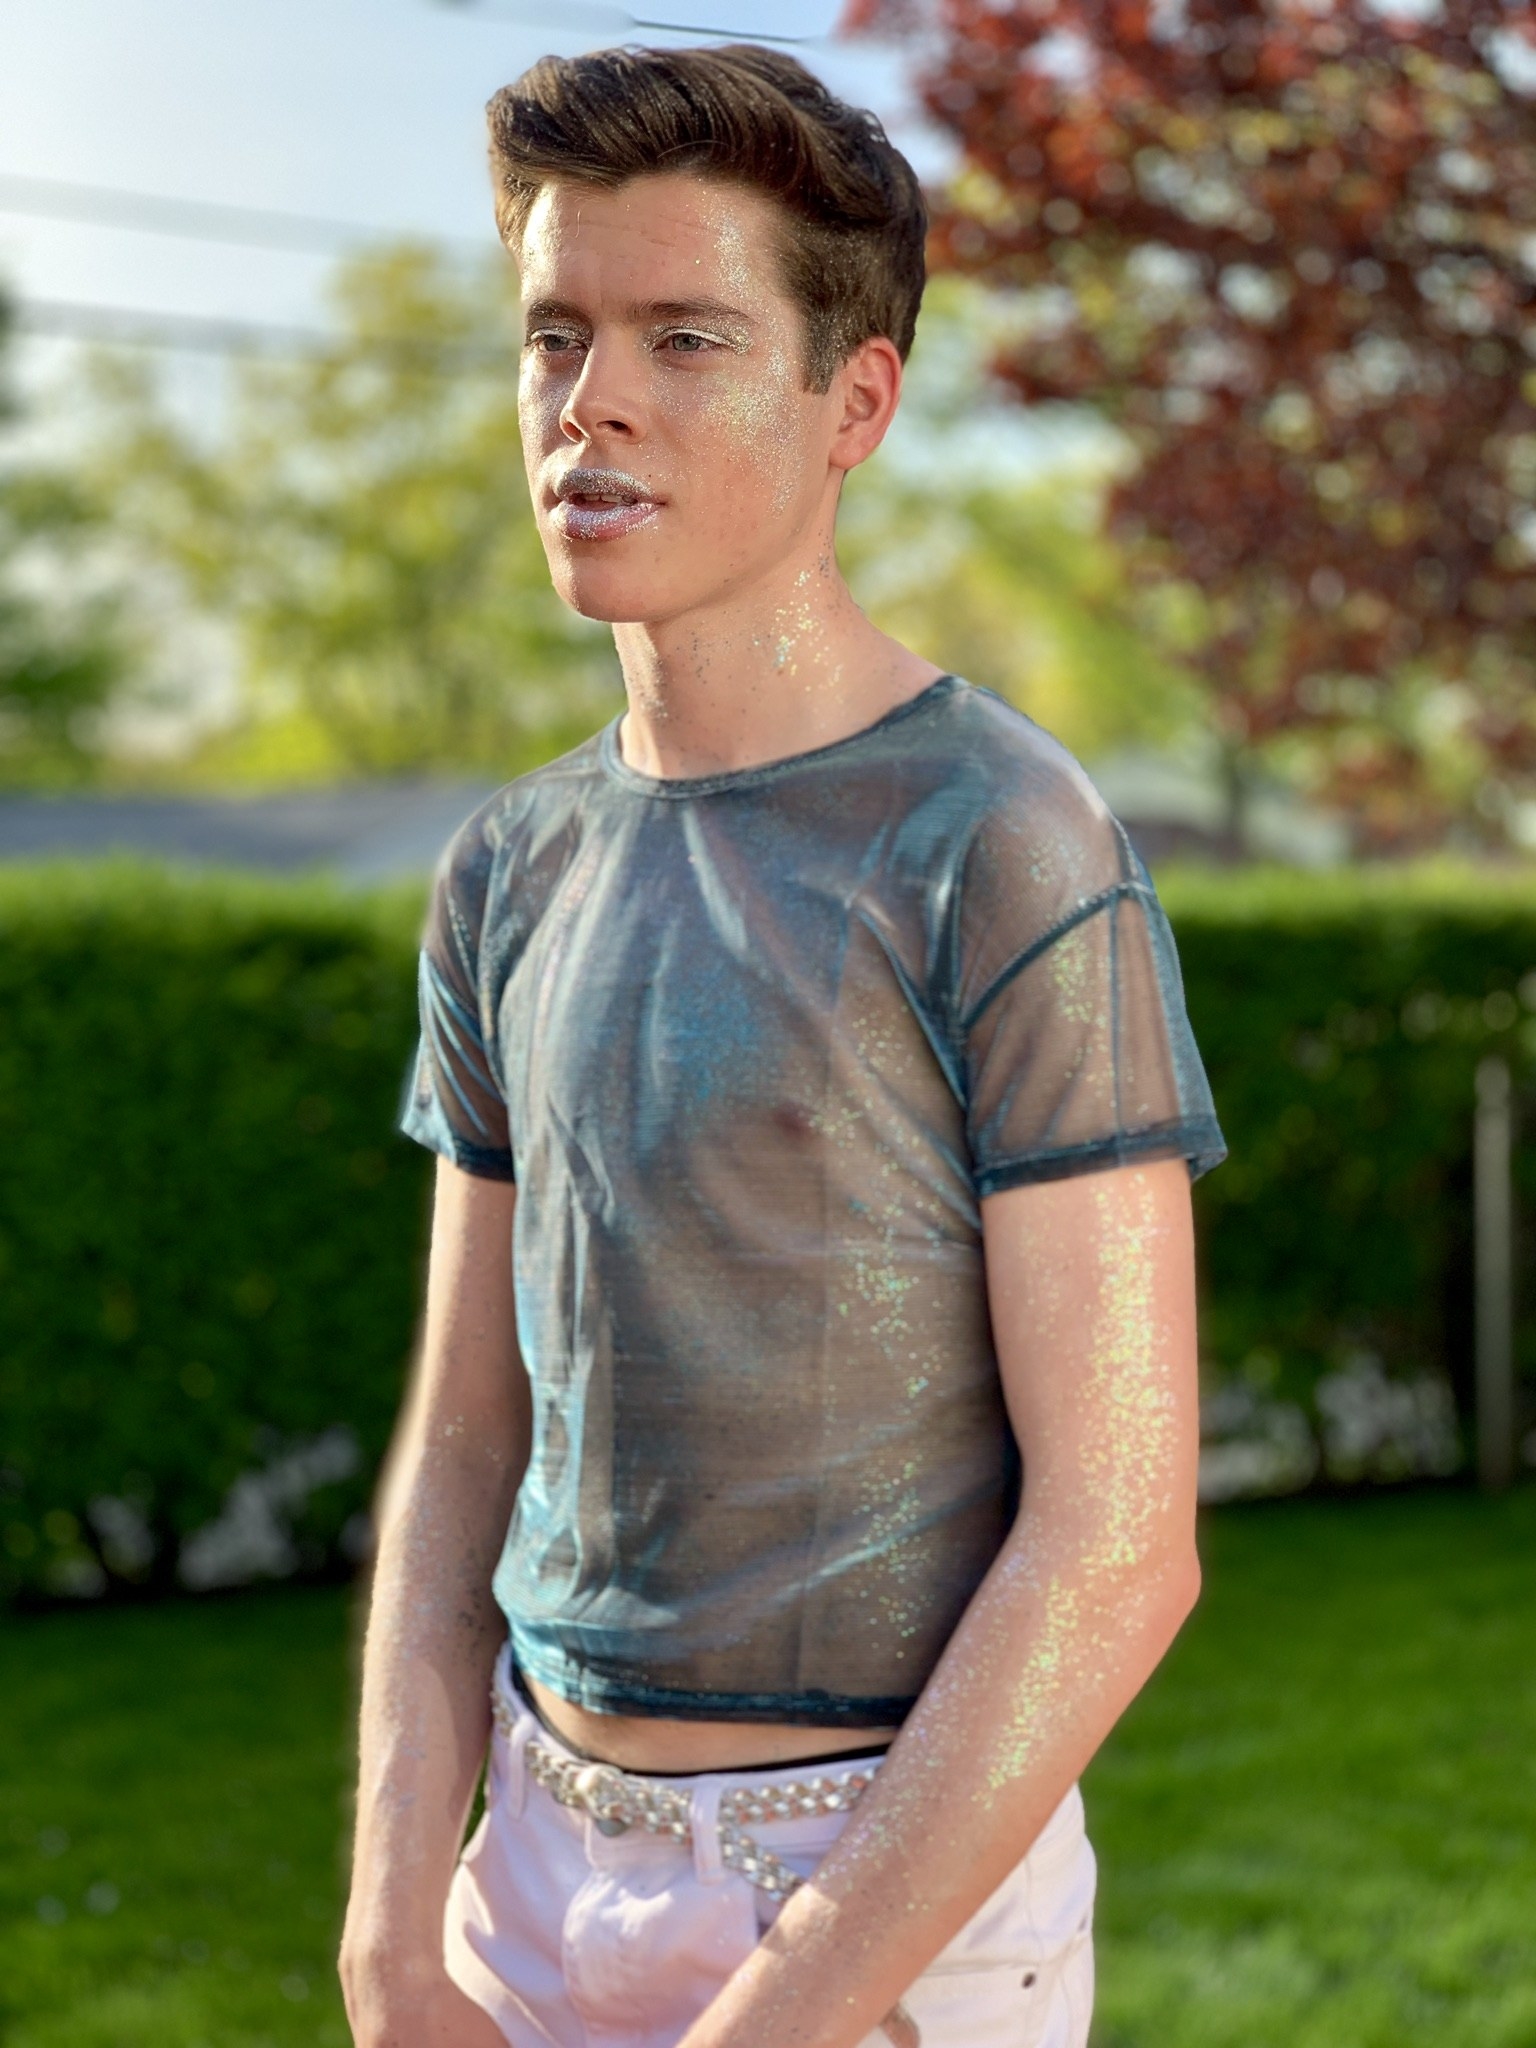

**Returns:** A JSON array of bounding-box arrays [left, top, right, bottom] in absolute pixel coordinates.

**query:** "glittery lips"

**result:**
[[550, 466, 661, 542]]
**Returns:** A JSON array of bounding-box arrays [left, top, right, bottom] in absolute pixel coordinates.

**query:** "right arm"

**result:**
[[340, 1157, 530, 2047]]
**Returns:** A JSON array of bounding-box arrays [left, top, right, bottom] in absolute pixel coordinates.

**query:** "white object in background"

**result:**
[[1474, 1055, 1515, 1493]]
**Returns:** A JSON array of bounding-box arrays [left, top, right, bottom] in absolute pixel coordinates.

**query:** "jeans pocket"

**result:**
[[924, 1788, 1096, 1974], [563, 1854, 762, 2041], [900, 1927, 1093, 2048]]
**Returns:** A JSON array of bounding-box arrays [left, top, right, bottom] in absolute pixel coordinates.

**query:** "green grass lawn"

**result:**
[[0, 1582, 357, 2048], [1089, 1487, 1536, 2048], [3, 1487, 1534, 2048]]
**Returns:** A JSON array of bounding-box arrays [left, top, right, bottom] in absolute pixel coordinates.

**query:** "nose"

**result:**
[[559, 335, 645, 445]]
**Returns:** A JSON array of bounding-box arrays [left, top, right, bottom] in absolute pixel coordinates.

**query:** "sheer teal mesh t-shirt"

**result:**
[[401, 675, 1225, 1725]]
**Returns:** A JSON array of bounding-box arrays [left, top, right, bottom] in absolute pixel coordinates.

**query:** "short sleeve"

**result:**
[[957, 771, 1225, 1196], [398, 810, 516, 1182]]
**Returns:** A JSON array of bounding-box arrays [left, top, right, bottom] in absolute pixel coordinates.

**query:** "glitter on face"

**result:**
[[515, 175, 830, 634], [506, 171, 910, 776]]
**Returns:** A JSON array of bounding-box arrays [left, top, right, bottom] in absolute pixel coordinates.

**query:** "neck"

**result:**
[[610, 546, 944, 780]]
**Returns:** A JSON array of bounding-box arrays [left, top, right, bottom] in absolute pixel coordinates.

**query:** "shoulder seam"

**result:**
[[961, 879, 1156, 1033]]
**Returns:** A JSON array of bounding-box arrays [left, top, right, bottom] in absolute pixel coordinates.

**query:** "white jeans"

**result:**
[[445, 1645, 1096, 2048]]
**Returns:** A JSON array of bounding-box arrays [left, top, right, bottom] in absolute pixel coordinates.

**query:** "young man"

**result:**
[[341, 42, 1225, 2048]]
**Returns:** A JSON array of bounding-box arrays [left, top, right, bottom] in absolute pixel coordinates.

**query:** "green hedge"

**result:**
[[1166, 866, 1536, 1426], [2, 859, 1534, 1603], [0, 864, 432, 1603]]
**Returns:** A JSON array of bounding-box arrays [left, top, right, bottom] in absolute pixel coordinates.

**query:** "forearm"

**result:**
[[679, 1510, 1199, 2048], [343, 1160, 527, 2003], [345, 1426, 518, 1975]]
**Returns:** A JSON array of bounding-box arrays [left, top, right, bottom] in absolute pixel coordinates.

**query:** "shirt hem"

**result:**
[[509, 1637, 915, 1727]]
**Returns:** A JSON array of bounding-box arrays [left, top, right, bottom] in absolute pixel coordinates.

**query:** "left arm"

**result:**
[[678, 1155, 1203, 2048]]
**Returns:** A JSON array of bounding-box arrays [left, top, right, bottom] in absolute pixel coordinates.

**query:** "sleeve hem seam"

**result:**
[[398, 1125, 516, 1182], [975, 1119, 1227, 1194]]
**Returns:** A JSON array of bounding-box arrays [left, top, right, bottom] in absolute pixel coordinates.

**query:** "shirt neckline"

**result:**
[[598, 673, 962, 800]]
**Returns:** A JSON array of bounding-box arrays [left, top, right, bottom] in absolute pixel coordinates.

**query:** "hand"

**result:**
[[342, 1957, 510, 2047]]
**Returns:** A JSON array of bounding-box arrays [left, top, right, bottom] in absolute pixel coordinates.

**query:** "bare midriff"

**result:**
[[522, 1670, 901, 1774]]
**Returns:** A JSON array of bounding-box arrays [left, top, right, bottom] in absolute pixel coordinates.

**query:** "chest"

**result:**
[[489, 812, 956, 1164]]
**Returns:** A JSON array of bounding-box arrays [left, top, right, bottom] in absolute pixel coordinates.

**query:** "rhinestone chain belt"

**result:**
[[491, 1687, 920, 2047]]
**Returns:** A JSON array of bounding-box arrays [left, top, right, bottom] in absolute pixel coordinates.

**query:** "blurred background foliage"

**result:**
[[3, 0, 1536, 1598], [854, 0, 1536, 852], [841, 275, 1204, 764], [78, 246, 619, 784], [0, 292, 137, 786], [4, 861, 1535, 1607], [0, 0, 1535, 852], [0, 864, 426, 1605], [56, 256, 1192, 791]]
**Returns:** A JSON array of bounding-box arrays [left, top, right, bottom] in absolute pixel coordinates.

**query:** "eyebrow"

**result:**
[[521, 295, 755, 329]]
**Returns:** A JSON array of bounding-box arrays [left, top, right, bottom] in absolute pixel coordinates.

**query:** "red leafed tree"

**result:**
[[848, 0, 1536, 850]]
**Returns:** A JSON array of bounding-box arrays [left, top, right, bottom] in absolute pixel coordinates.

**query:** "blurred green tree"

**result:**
[[0, 292, 132, 785], [851, 0, 1536, 851], [88, 246, 619, 782]]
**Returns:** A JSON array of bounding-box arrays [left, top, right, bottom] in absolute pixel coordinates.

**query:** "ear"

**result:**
[[827, 336, 904, 476]]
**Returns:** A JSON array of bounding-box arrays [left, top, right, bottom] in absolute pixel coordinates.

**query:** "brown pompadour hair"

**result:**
[[485, 44, 927, 392]]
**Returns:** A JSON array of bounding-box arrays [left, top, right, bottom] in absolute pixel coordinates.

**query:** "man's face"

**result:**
[[516, 173, 845, 625]]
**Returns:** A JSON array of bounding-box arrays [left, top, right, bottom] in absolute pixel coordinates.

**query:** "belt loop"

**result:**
[[689, 1779, 726, 1885], [502, 1713, 529, 1819]]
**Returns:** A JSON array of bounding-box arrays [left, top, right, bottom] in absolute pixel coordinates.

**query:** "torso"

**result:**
[[473, 676, 1021, 1727], [409, 677, 1206, 1730]]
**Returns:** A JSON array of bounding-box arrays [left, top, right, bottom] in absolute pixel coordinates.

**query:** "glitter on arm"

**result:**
[[673, 1158, 1202, 2048]]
